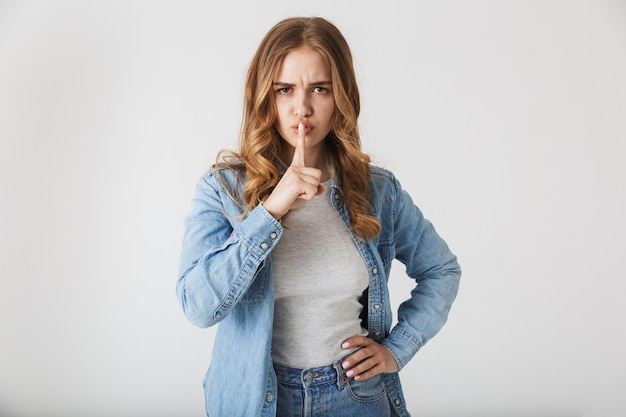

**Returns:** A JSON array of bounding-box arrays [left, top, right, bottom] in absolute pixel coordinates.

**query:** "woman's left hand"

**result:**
[[340, 336, 399, 381]]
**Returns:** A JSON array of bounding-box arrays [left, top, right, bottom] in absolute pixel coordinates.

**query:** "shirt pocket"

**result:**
[[376, 240, 394, 272]]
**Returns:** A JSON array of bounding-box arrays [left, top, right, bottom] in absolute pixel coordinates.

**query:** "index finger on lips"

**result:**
[[291, 122, 306, 167]]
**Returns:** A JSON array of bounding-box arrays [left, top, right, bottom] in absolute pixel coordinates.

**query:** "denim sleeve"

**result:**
[[380, 178, 461, 369], [176, 173, 282, 328]]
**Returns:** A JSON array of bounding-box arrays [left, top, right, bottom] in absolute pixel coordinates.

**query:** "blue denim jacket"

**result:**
[[177, 165, 461, 417]]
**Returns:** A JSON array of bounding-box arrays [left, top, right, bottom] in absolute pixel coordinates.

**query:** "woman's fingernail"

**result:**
[[341, 342, 349, 349], [298, 122, 303, 132], [346, 370, 354, 377], [342, 361, 349, 369]]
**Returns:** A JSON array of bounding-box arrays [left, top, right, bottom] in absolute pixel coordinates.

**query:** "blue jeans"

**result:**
[[274, 356, 391, 417]]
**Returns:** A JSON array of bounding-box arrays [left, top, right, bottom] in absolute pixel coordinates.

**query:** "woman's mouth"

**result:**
[[293, 123, 313, 135]]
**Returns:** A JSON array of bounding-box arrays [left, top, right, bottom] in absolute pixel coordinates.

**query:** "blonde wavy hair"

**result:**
[[215, 16, 381, 240]]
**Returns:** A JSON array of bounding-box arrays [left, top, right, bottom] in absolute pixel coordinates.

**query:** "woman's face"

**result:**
[[273, 46, 335, 167]]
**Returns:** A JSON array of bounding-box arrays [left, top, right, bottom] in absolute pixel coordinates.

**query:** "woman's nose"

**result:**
[[294, 93, 312, 117]]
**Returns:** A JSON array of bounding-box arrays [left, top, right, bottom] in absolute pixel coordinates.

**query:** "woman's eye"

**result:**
[[313, 87, 329, 94], [277, 87, 291, 94]]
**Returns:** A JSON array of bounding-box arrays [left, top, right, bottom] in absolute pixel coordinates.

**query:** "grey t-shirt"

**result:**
[[271, 181, 369, 369]]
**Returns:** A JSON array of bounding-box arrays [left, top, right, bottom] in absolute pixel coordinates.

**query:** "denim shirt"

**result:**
[[176, 165, 461, 417]]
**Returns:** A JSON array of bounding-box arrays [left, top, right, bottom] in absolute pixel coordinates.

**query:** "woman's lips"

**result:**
[[292, 123, 313, 134]]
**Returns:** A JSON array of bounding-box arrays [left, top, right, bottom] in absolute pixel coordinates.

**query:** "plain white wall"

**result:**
[[1, 1, 625, 416]]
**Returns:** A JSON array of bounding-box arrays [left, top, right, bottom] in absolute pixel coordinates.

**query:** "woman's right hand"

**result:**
[[262, 123, 324, 220]]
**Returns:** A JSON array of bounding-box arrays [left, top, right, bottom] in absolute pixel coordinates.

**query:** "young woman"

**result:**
[[176, 16, 461, 417]]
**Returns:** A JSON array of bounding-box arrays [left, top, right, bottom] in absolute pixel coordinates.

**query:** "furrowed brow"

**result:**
[[272, 81, 332, 87]]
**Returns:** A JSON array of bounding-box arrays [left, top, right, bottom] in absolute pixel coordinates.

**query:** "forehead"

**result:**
[[274, 46, 331, 80]]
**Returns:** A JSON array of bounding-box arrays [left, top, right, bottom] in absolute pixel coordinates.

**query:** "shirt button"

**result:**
[[374, 331, 381, 337], [395, 398, 401, 406], [270, 232, 277, 239], [372, 267, 378, 274], [334, 193, 340, 200], [260, 242, 269, 250], [266, 394, 273, 402], [373, 304, 381, 310]]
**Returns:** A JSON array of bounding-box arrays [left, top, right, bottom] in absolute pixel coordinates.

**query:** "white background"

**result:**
[[1, 1, 625, 416]]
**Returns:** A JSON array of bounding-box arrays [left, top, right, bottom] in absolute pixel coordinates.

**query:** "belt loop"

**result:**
[[333, 360, 347, 390]]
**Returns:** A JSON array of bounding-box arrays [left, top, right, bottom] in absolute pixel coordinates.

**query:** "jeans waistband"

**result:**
[[274, 356, 350, 390]]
